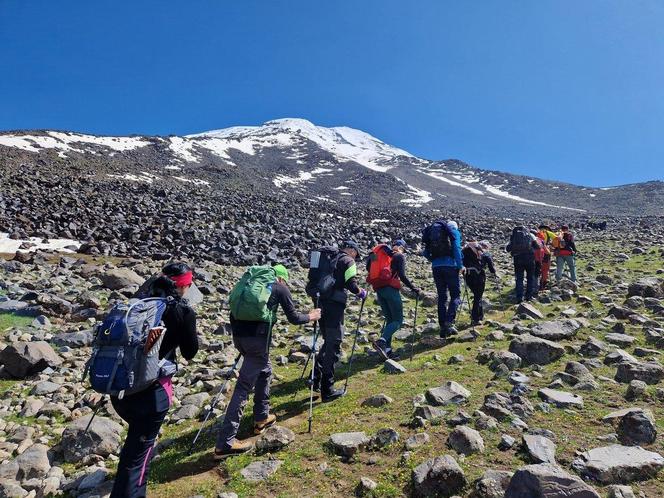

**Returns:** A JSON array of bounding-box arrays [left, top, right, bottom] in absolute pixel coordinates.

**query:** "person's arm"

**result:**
[[275, 284, 310, 325], [392, 254, 416, 291], [452, 231, 463, 269], [177, 306, 198, 361], [569, 237, 578, 253], [341, 257, 362, 294], [483, 253, 496, 274]]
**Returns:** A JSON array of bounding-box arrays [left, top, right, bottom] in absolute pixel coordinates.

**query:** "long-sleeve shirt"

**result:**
[[231, 282, 310, 336], [334, 253, 361, 295], [423, 226, 463, 269], [160, 302, 198, 362]]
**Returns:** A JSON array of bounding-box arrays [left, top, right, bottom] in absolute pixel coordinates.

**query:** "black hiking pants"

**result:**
[[313, 300, 345, 395], [110, 382, 170, 498], [465, 269, 486, 323]]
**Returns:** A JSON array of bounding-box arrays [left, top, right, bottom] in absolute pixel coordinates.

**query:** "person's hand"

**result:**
[[357, 289, 368, 300], [460, 267, 466, 275], [413, 288, 421, 295], [308, 308, 322, 322]]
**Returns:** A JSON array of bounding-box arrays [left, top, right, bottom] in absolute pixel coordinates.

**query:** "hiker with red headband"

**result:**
[[110, 262, 199, 498]]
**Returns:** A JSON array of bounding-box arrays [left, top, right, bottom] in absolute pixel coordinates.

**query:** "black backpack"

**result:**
[[423, 221, 454, 260], [510, 227, 533, 255], [306, 246, 342, 300]]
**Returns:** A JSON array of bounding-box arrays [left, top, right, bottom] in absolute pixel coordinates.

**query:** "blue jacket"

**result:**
[[424, 227, 463, 269]]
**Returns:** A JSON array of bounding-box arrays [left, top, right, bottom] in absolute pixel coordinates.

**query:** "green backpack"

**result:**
[[229, 265, 277, 322]]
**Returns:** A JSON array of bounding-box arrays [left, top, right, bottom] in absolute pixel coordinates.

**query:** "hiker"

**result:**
[[214, 264, 320, 458], [307, 240, 366, 402], [366, 239, 420, 360], [422, 220, 464, 338], [531, 229, 547, 295], [536, 225, 556, 290], [506, 226, 540, 303], [462, 239, 497, 325], [110, 262, 199, 498], [553, 225, 578, 282]]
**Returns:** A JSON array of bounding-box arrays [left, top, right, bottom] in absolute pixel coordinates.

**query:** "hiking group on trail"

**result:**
[[85, 220, 579, 497]]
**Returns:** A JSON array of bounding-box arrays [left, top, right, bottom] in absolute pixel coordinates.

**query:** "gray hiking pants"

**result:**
[[216, 334, 271, 450]]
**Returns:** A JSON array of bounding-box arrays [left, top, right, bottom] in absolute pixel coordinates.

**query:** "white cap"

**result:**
[[447, 220, 458, 230]]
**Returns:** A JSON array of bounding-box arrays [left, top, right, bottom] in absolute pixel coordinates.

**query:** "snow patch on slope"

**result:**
[[483, 185, 586, 212], [400, 184, 433, 207], [273, 167, 334, 188], [0, 232, 80, 254], [0, 132, 148, 156]]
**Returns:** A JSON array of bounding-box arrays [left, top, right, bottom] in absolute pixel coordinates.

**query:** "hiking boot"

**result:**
[[371, 338, 389, 361], [213, 440, 254, 460], [386, 350, 400, 361], [321, 388, 345, 403], [446, 325, 458, 335], [254, 413, 277, 435]]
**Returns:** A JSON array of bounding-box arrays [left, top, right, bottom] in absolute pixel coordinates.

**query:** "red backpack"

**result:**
[[367, 245, 401, 290]]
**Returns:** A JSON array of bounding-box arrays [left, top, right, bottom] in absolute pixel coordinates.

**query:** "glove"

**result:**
[[412, 288, 421, 295], [357, 289, 368, 300]]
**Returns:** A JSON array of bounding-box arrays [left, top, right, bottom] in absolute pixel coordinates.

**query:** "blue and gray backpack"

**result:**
[[85, 298, 175, 398]]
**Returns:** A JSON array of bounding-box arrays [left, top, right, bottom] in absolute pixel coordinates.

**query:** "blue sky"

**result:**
[[1, 1, 662, 187]]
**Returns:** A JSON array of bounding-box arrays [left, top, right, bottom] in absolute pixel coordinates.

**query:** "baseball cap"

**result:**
[[273, 264, 289, 282], [393, 239, 407, 248], [341, 240, 361, 258]]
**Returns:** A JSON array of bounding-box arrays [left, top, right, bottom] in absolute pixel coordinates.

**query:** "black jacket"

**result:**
[[159, 300, 198, 362], [462, 245, 496, 275], [231, 281, 310, 336]]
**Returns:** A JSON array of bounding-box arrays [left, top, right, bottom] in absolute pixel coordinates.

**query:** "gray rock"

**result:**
[[617, 410, 657, 446], [52, 330, 94, 348], [329, 432, 370, 457], [425, 381, 471, 406], [411, 455, 466, 497], [100, 268, 144, 290], [530, 320, 582, 341], [240, 460, 283, 482], [78, 467, 109, 491], [537, 388, 584, 409], [481, 392, 535, 421], [60, 415, 122, 463], [615, 361, 664, 385], [356, 476, 378, 496], [516, 303, 544, 319], [605, 333, 636, 346], [625, 380, 647, 400], [171, 404, 200, 421], [0, 342, 62, 378], [30, 381, 61, 395], [361, 394, 393, 407], [473, 469, 513, 498], [499, 434, 516, 451], [504, 463, 600, 497], [579, 336, 606, 357], [572, 444, 664, 484], [383, 359, 407, 374], [522, 435, 556, 463], [413, 405, 446, 422], [627, 277, 663, 298], [405, 433, 430, 450], [447, 426, 484, 455], [256, 426, 295, 452], [15, 443, 50, 482], [0, 480, 28, 498], [602, 407, 648, 425], [371, 428, 399, 448], [509, 335, 565, 366], [490, 351, 522, 371], [607, 485, 636, 498]]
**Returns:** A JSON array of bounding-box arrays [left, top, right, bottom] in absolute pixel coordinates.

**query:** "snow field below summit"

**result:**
[[0, 233, 80, 254], [400, 184, 434, 207], [272, 167, 334, 188], [0, 131, 149, 156], [482, 185, 586, 212]]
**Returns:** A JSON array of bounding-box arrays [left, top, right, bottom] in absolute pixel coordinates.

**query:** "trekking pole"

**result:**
[[299, 326, 321, 380], [343, 297, 366, 395], [189, 354, 242, 452], [463, 279, 475, 333], [410, 294, 419, 362], [307, 293, 321, 434], [83, 397, 108, 437]]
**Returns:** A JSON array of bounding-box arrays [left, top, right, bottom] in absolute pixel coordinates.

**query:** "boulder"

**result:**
[[530, 320, 582, 341], [504, 463, 600, 497], [425, 381, 471, 406], [473, 469, 513, 498], [572, 445, 664, 484], [516, 303, 544, 319], [15, 444, 51, 481], [255, 426, 295, 452], [52, 330, 94, 348], [509, 335, 565, 366], [405, 433, 430, 450], [616, 411, 657, 446], [383, 359, 407, 374], [537, 388, 584, 409], [60, 416, 122, 463], [522, 435, 556, 464], [412, 455, 466, 497], [100, 268, 144, 290], [627, 278, 663, 298], [361, 394, 393, 407], [481, 392, 535, 421], [240, 460, 283, 482], [447, 426, 484, 455], [328, 432, 369, 457], [615, 361, 664, 385], [0, 342, 62, 378]]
